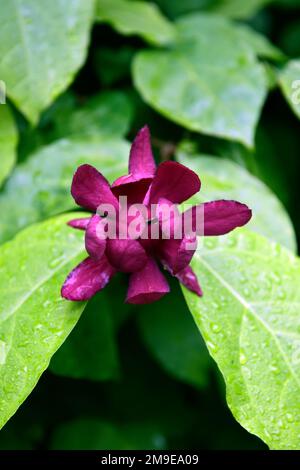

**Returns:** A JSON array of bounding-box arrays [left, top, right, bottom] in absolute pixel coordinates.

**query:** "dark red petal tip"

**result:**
[[176, 265, 203, 297], [128, 125, 156, 178], [67, 218, 91, 231]]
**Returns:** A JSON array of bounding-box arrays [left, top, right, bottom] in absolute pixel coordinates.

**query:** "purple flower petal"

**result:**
[[156, 197, 181, 238], [158, 235, 197, 275], [67, 218, 91, 230], [184, 200, 252, 236], [106, 238, 148, 273], [85, 214, 107, 260], [71, 164, 119, 211], [61, 256, 115, 301], [145, 161, 201, 205], [129, 125, 156, 178], [112, 178, 153, 204], [175, 266, 203, 296], [126, 258, 170, 304]]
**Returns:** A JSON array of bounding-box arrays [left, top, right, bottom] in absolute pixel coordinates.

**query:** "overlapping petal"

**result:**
[[156, 197, 182, 238], [61, 256, 115, 301], [112, 177, 153, 204], [158, 234, 197, 275], [126, 258, 169, 304], [106, 238, 148, 273], [71, 164, 119, 211], [145, 161, 201, 205], [85, 214, 107, 260]]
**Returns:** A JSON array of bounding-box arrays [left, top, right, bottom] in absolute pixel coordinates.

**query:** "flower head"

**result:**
[[62, 126, 251, 304]]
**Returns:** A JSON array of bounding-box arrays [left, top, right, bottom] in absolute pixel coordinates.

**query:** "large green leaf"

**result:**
[[133, 13, 268, 147], [0, 0, 95, 123], [0, 137, 129, 244], [50, 91, 133, 140], [279, 60, 300, 119], [0, 213, 89, 429], [177, 150, 296, 252], [95, 0, 175, 46], [138, 282, 211, 388], [0, 106, 18, 187], [183, 229, 300, 449]]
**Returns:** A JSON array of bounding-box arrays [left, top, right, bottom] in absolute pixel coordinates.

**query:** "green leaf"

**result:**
[[0, 0, 95, 123], [182, 229, 300, 450], [154, 0, 270, 20], [0, 137, 129, 244], [177, 149, 297, 252], [138, 282, 211, 388], [50, 277, 132, 382], [49, 91, 133, 140], [0, 106, 18, 187], [279, 60, 300, 119], [50, 418, 166, 450], [234, 24, 284, 61], [133, 13, 268, 147], [210, 0, 271, 18], [95, 0, 175, 46], [0, 213, 89, 429]]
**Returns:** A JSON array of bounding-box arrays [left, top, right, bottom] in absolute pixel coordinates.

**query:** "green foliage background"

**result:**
[[0, 0, 300, 450]]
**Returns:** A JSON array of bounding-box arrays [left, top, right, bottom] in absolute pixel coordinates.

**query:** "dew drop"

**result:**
[[211, 323, 221, 333], [48, 256, 64, 269], [207, 341, 217, 352], [204, 238, 217, 249], [277, 289, 286, 300], [269, 364, 280, 374], [243, 287, 250, 298], [227, 237, 237, 248], [286, 413, 294, 423], [239, 352, 247, 365]]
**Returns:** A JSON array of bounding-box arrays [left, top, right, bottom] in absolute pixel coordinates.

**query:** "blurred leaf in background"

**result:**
[[0, 138, 129, 243], [0, 106, 18, 187], [0, 0, 95, 123], [133, 14, 269, 147]]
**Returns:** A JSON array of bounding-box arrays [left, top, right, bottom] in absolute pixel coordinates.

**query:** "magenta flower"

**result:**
[[61, 126, 252, 304]]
